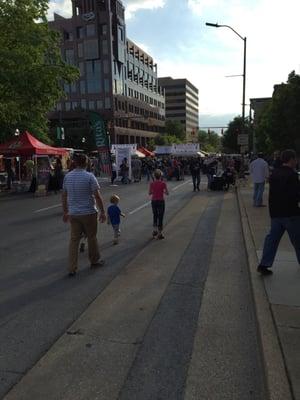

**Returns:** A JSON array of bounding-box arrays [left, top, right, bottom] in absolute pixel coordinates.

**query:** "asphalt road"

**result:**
[[0, 177, 266, 399]]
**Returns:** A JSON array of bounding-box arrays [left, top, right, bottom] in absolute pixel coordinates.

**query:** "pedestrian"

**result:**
[[189, 156, 201, 191], [111, 159, 117, 185], [149, 169, 169, 239], [62, 153, 106, 277], [107, 194, 125, 245], [250, 152, 269, 207], [120, 158, 129, 184], [257, 149, 300, 275]]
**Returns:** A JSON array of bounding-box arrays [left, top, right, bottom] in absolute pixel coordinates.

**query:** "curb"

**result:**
[[237, 189, 293, 400]]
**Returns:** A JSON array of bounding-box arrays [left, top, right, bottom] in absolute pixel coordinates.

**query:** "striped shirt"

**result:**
[[63, 169, 100, 216]]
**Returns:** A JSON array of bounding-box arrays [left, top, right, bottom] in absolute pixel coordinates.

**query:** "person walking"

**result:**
[[189, 157, 201, 191], [250, 153, 269, 207], [257, 149, 300, 275], [62, 154, 106, 277], [111, 160, 117, 185], [107, 194, 125, 245], [149, 169, 169, 239]]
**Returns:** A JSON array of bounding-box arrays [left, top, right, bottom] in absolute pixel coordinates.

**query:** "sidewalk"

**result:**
[[238, 184, 300, 400]]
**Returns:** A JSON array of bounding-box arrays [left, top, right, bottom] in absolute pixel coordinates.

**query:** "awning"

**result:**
[[0, 131, 68, 156], [138, 146, 155, 157]]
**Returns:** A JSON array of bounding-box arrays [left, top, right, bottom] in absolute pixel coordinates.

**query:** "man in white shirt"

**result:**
[[249, 153, 269, 207], [62, 154, 106, 276]]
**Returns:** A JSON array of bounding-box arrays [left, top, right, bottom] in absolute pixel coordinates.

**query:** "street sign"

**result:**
[[237, 134, 248, 146]]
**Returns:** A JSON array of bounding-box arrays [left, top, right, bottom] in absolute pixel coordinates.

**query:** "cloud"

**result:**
[[187, 0, 220, 15], [47, 0, 72, 19], [124, 0, 166, 19]]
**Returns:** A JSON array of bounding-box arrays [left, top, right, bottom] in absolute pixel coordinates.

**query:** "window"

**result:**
[[88, 101, 95, 110], [81, 99, 86, 109], [105, 97, 111, 109], [102, 40, 108, 55], [84, 39, 99, 59], [80, 80, 86, 94], [65, 102, 71, 111], [64, 83, 70, 93], [103, 59, 109, 74], [97, 100, 103, 109], [118, 26, 124, 42], [101, 24, 108, 35], [86, 24, 95, 37], [71, 101, 78, 109], [56, 103, 62, 111], [65, 49, 74, 64], [78, 43, 83, 58], [77, 27, 85, 39], [71, 83, 77, 93], [87, 80, 101, 93], [79, 62, 84, 77], [104, 79, 110, 93]]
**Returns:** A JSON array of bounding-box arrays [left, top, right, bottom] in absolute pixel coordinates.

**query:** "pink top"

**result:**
[[150, 180, 167, 201]]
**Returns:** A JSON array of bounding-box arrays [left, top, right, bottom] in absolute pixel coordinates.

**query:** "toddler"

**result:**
[[107, 194, 125, 244]]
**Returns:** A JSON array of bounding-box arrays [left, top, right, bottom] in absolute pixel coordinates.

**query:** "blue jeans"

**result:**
[[260, 216, 300, 267], [253, 182, 265, 206]]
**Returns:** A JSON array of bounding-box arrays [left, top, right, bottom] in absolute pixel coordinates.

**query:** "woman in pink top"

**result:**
[[149, 169, 169, 239]]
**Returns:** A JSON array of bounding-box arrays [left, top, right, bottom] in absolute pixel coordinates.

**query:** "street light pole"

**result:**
[[206, 22, 247, 150]]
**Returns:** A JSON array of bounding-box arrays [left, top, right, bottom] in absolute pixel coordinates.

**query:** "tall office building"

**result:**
[[158, 77, 199, 142], [48, 0, 165, 146]]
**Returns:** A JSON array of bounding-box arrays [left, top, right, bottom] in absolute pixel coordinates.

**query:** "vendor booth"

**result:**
[[0, 131, 68, 193]]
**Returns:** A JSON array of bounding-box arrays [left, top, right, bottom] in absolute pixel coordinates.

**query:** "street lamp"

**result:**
[[14, 128, 20, 136], [205, 22, 247, 150]]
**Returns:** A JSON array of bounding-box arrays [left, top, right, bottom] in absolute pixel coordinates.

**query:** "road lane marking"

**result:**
[[34, 204, 61, 213], [129, 201, 151, 215], [172, 179, 192, 191]]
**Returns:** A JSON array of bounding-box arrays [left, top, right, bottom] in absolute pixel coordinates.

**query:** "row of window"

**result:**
[[126, 87, 164, 108], [115, 119, 161, 133], [64, 78, 111, 95], [63, 24, 108, 42], [56, 98, 111, 112]]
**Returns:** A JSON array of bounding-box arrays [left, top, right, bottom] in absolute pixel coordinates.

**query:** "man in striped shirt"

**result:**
[[62, 154, 106, 276]]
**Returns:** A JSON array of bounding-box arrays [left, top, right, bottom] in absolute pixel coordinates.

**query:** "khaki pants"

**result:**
[[69, 213, 100, 272]]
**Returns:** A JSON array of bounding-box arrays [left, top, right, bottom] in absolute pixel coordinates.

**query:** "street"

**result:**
[[0, 178, 266, 399]]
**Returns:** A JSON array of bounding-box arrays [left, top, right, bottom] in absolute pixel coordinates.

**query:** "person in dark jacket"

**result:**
[[189, 157, 201, 191], [257, 149, 300, 275]]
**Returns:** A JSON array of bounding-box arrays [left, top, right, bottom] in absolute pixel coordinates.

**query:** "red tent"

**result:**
[[0, 131, 67, 156], [138, 146, 155, 157]]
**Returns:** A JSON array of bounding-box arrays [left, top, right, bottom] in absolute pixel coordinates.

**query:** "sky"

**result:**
[[48, 0, 300, 129]]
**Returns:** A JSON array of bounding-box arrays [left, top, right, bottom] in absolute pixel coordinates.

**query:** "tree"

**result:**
[[198, 130, 221, 153], [148, 134, 181, 150], [221, 116, 252, 153], [0, 0, 79, 143], [164, 120, 186, 141], [255, 71, 300, 154]]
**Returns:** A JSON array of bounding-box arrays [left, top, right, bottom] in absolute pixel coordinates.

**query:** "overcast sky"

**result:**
[[48, 0, 300, 128]]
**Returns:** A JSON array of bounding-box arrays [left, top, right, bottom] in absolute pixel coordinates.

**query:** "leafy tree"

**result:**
[[198, 130, 221, 153], [164, 120, 186, 141], [0, 0, 79, 143], [222, 116, 252, 153], [148, 134, 181, 151], [255, 71, 300, 154]]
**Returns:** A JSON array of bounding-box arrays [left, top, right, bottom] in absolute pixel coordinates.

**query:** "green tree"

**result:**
[[255, 71, 300, 154], [222, 116, 252, 153], [164, 120, 186, 141], [0, 0, 79, 143], [198, 129, 221, 153]]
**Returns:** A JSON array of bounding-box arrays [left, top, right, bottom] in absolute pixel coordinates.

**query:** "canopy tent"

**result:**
[[138, 146, 155, 157], [0, 131, 67, 156]]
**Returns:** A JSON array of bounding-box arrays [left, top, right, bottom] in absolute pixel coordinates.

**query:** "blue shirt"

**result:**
[[108, 204, 121, 225], [63, 169, 100, 216]]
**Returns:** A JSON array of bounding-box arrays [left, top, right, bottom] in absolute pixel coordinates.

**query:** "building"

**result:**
[[48, 0, 165, 146], [250, 97, 271, 125], [158, 77, 199, 142]]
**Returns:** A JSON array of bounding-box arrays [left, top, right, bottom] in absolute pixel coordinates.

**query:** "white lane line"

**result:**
[[129, 201, 151, 215], [172, 179, 192, 191], [34, 204, 61, 213]]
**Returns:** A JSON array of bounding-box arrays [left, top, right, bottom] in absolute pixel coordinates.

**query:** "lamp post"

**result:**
[[206, 22, 247, 151]]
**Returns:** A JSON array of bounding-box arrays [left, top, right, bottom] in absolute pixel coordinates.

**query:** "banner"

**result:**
[[89, 112, 109, 147], [98, 147, 112, 176], [115, 147, 131, 181]]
